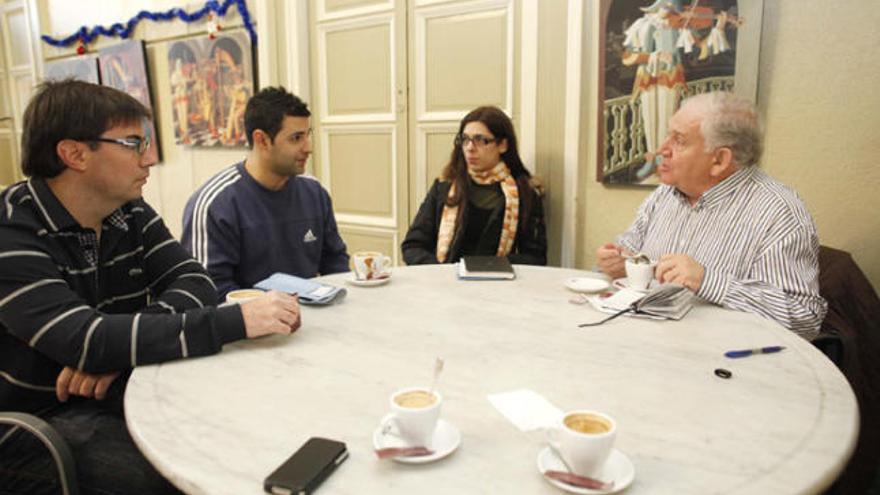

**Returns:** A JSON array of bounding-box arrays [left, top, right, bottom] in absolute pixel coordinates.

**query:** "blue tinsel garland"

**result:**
[[40, 0, 256, 47]]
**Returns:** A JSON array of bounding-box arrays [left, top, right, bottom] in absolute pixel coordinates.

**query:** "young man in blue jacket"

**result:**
[[182, 87, 349, 298]]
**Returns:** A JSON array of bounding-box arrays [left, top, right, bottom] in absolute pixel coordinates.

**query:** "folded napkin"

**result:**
[[254, 273, 346, 305], [487, 389, 563, 432]]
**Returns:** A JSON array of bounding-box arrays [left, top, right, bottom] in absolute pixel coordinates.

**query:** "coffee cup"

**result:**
[[625, 258, 656, 291], [546, 410, 616, 478], [351, 251, 391, 281], [380, 387, 442, 446], [225, 288, 265, 304]]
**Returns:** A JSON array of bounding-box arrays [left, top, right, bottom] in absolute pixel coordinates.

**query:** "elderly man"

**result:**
[[596, 91, 826, 339], [0, 80, 301, 494]]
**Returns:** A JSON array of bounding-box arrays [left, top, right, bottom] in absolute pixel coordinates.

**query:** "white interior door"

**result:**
[[0, 0, 38, 187]]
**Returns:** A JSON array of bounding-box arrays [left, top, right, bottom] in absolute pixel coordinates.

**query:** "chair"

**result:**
[[0, 411, 79, 495], [815, 246, 880, 494]]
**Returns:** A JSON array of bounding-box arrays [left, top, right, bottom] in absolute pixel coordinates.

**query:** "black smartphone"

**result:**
[[263, 437, 348, 495]]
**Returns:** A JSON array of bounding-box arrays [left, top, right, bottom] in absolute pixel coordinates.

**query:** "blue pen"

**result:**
[[724, 346, 786, 359]]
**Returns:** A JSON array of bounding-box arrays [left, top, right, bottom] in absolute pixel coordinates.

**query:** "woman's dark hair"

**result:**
[[21, 79, 151, 178], [440, 106, 535, 230], [244, 86, 310, 148]]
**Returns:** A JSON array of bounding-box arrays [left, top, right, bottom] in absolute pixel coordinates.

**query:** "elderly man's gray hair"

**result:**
[[681, 91, 763, 167]]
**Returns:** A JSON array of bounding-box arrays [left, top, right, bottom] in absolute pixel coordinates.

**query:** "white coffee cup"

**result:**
[[546, 410, 617, 478], [380, 387, 442, 446], [225, 288, 265, 304], [351, 251, 391, 281], [625, 259, 656, 291]]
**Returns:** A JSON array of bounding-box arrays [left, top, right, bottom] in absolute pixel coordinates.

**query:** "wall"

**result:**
[[37, 0, 260, 239], [579, 0, 880, 291]]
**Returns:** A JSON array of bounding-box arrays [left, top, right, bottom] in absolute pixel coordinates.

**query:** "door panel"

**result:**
[[325, 23, 392, 116], [310, 0, 527, 263], [1, 1, 38, 188], [326, 128, 395, 218], [311, 1, 407, 259]]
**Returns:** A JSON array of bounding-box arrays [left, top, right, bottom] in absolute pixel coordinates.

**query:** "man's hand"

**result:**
[[656, 254, 705, 292], [596, 243, 630, 279], [56, 367, 121, 402], [240, 291, 301, 338]]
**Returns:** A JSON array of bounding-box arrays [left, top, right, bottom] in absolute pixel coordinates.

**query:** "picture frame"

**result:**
[[98, 39, 162, 161], [596, 0, 764, 185], [166, 31, 254, 147], [44, 56, 100, 84]]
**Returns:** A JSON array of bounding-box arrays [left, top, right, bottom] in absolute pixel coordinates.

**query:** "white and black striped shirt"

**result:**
[[0, 178, 246, 415], [617, 166, 827, 339]]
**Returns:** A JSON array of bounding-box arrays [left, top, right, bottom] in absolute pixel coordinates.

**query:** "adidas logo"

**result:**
[[303, 229, 317, 243]]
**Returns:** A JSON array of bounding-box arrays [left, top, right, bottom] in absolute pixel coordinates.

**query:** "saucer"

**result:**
[[346, 275, 391, 287], [372, 416, 461, 464], [611, 277, 657, 293], [537, 447, 634, 494], [564, 277, 610, 294]]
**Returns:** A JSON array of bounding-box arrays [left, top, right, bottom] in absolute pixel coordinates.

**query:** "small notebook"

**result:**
[[457, 256, 516, 280], [585, 283, 694, 322], [254, 273, 347, 305]]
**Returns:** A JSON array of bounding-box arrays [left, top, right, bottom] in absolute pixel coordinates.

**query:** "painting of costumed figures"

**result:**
[[44, 56, 100, 84], [167, 31, 253, 147], [598, 0, 755, 185], [98, 40, 161, 162]]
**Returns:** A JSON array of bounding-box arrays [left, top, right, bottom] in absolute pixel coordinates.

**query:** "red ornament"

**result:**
[[76, 44, 85, 55]]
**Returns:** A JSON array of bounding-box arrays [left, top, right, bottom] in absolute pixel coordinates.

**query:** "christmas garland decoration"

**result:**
[[40, 0, 256, 52]]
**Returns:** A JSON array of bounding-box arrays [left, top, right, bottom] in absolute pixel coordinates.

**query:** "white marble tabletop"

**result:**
[[125, 265, 858, 495]]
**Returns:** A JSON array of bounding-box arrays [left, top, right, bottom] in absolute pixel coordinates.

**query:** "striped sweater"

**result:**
[[617, 166, 827, 339], [0, 178, 246, 414]]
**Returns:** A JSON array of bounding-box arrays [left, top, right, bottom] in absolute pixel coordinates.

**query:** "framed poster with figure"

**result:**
[[597, 0, 763, 185], [98, 40, 161, 161], [167, 30, 254, 147]]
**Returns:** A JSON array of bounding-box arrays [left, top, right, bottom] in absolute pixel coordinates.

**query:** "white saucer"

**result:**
[[611, 277, 657, 293], [537, 447, 634, 494], [564, 277, 610, 294], [346, 275, 391, 287], [372, 416, 461, 464]]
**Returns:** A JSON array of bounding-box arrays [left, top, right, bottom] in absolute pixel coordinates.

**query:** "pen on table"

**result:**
[[724, 346, 786, 359]]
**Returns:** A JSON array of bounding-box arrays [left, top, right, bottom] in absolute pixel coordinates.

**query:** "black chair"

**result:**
[[0, 411, 79, 495], [815, 246, 880, 494]]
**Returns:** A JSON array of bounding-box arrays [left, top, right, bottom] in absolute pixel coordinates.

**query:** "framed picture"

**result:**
[[44, 56, 100, 84], [597, 0, 763, 185], [98, 40, 161, 161], [167, 31, 254, 147]]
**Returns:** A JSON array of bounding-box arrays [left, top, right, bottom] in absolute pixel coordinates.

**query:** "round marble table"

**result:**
[[125, 265, 858, 494]]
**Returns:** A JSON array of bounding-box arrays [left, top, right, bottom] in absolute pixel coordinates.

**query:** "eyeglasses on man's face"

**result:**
[[455, 133, 499, 148], [91, 135, 152, 155]]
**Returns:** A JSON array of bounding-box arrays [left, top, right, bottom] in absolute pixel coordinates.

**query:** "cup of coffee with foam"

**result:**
[[225, 288, 265, 304], [546, 410, 616, 478], [380, 387, 442, 446]]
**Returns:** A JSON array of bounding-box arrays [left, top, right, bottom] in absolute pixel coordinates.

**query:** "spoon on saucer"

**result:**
[[544, 444, 615, 491], [375, 446, 434, 459]]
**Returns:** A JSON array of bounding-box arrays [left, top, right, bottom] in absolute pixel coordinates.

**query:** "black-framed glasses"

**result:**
[[455, 133, 499, 148], [91, 135, 152, 155]]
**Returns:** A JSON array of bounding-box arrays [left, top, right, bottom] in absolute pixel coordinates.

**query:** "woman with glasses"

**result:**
[[402, 106, 546, 265]]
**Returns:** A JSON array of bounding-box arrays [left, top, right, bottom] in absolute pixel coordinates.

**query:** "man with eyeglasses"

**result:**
[[182, 87, 349, 298], [595, 91, 826, 339], [0, 80, 301, 494]]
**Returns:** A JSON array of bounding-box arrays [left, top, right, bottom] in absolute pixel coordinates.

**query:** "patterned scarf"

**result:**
[[436, 162, 519, 263]]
